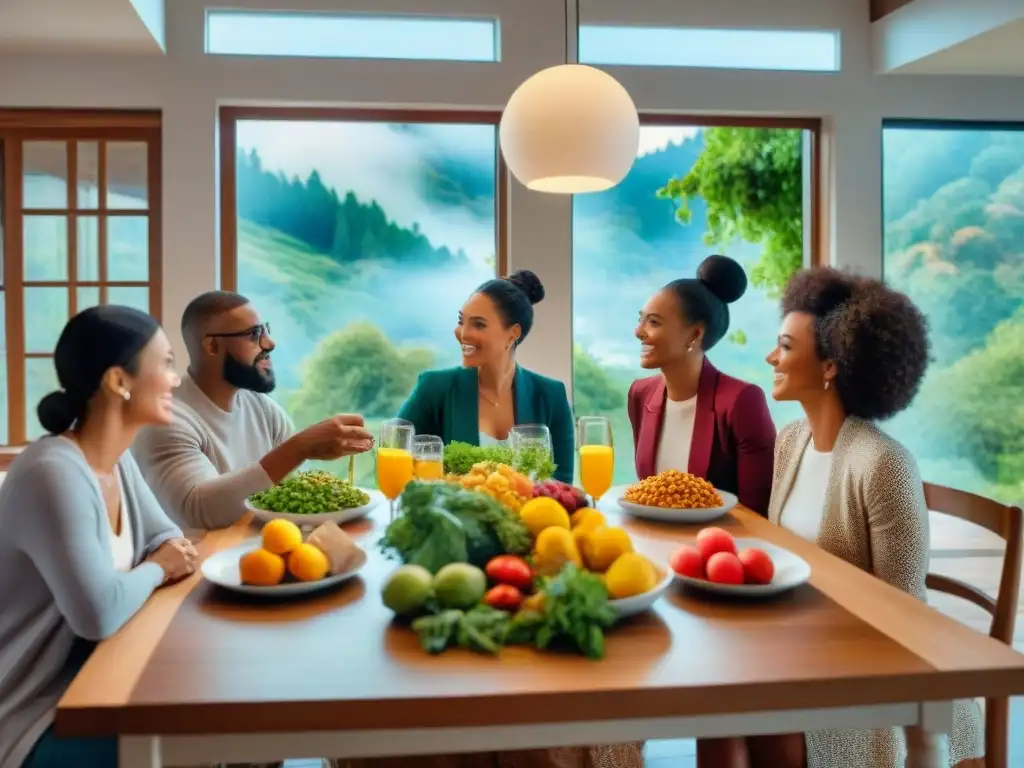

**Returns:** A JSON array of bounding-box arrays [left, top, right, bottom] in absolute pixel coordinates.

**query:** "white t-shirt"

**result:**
[[778, 441, 834, 542], [655, 395, 698, 475], [109, 468, 135, 572], [479, 431, 509, 448]]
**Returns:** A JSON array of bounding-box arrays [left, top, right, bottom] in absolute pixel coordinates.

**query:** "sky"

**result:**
[[207, 11, 839, 73]]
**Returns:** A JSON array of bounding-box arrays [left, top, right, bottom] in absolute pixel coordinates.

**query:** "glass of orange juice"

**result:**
[[412, 435, 444, 480], [577, 416, 614, 506], [377, 419, 414, 520]]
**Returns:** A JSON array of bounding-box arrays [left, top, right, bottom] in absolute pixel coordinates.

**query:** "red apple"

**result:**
[[705, 552, 744, 585], [695, 527, 737, 562], [738, 548, 775, 585], [669, 544, 705, 580]]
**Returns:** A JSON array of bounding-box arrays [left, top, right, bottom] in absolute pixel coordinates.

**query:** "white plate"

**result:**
[[608, 562, 674, 620], [244, 488, 383, 527], [671, 538, 811, 597], [201, 541, 367, 597], [604, 483, 738, 523]]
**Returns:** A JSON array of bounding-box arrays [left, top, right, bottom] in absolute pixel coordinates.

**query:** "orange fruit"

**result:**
[[288, 543, 330, 582], [261, 518, 302, 555], [239, 548, 286, 587]]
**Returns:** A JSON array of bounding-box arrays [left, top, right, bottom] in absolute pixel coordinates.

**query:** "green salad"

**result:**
[[248, 469, 370, 514], [442, 441, 555, 480]]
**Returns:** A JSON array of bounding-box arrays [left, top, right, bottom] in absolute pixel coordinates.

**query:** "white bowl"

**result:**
[[244, 488, 383, 528], [608, 561, 674, 620], [609, 482, 738, 524], [671, 538, 812, 597], [201, 541, 367, 597]]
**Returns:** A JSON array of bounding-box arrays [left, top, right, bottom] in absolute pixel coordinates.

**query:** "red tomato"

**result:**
[[483, 584, 524, 611], [485, 555, 534, 590]]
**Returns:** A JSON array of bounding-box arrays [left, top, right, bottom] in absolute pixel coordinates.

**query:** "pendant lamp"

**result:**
[[499, 0, 640, 194]]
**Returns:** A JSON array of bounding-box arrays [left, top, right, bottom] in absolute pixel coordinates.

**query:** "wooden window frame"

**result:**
[[218, 106, 509, 292], [0, 109, 163, 458]]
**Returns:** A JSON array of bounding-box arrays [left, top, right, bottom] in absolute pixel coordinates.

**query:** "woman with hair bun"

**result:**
[[398, 269, 576, 484], [0, 305, 196, 768], [628, 254, 777, 514]]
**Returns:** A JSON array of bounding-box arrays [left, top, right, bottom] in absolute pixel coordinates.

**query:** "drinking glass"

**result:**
[[577, 416, 614, 505], [377, 419, 415, 520], [412, 435, 445, 480], [510, 423, 553, 481]]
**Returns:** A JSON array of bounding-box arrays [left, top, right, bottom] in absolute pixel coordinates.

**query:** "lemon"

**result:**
[[604, 553, 658, 599], [533, 526, 582, 577], [519, 497, 571, 537], [582, 526, 633, 572]]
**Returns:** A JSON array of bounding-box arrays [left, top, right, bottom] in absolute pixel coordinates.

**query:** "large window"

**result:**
[[882, 122, 1024, 503], [572, 120, 818, 486], [221, 109, 502, 487], [0, 112, 162, 445]]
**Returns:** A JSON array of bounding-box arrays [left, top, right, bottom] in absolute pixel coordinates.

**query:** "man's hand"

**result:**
[[297, 414, 375, 461]]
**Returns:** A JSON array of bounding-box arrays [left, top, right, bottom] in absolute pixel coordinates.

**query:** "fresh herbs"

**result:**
[[512, 564, 616, 660], [379, 481, 531, 574], [248, 470, 370, 514], [443, 441, 556, 481], [412, 605, 512, 655], [406, 564, 615, 660]]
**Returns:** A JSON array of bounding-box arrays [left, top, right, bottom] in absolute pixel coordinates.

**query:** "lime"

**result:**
[[381, 564, 434, 617], [432, 563, 487, 610]]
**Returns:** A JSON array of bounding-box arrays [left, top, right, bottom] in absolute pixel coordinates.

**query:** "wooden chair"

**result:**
[[923, 482, 1024, 768]]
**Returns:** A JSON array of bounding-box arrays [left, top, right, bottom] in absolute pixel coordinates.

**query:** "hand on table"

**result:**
[[147, 537, 198, 584]]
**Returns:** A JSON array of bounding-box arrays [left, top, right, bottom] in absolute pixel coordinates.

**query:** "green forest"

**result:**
[[237, 125, 1023, 502]]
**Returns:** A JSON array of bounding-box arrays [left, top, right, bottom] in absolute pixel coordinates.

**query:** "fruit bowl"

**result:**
[[672, 537, 811, 597], [608, 563, 674, 620]]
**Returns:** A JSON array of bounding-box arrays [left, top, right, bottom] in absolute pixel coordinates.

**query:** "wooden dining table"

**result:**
[[57, 497, 1024, 768]]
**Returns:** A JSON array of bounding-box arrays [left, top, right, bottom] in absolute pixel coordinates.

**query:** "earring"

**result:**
[[823, 380, 830, 391], [687, 342, 694, 353], [120, 389, 131, 401]]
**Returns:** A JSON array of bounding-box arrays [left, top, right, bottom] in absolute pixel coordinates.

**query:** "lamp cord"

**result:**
[[564, 0, 580, 65]]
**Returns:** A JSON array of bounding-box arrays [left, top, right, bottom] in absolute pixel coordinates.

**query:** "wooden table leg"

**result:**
[[120, 735, 161, 768], [906, 702, 953, 768]]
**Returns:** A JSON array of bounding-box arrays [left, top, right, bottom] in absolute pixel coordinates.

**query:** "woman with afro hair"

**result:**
[[699, 267, 983, 768]]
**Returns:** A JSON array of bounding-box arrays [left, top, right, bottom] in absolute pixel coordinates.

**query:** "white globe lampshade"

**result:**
[[499, 64, 640, 194]]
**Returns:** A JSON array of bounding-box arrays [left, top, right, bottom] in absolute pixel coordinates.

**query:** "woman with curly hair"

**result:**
[[697, 267, 983, 768]]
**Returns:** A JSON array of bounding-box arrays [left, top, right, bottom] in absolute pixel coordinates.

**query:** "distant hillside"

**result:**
[[419, 134, 710, 272], [237, 148, 469, 267]]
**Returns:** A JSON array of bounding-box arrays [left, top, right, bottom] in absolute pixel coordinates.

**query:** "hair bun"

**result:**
[[37, 390, 76, 435], [508, 269, 545, 305], [697, 254, 747, 304]]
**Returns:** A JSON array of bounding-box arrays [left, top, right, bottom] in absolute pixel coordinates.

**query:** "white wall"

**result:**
[[2, 0, 1024, 388]]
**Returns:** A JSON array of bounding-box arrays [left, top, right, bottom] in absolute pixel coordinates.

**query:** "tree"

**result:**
[[572, 346, 625, 416], [288, 322, 434, 425], [919, 309, 1024, 485], [657, 127, 804, 296]]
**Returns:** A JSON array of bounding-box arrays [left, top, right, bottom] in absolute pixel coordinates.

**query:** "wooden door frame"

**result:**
[[0, 109, 162, 457]]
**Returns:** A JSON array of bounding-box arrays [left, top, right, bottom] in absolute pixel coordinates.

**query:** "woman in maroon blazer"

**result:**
[[627, 255, 776, 515]]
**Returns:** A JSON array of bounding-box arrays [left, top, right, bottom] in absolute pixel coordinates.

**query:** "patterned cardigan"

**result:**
[[768, 417, 983, 768]]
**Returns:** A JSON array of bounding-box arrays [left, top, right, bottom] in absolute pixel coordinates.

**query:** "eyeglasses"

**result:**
[[206, 322, 271, 343]]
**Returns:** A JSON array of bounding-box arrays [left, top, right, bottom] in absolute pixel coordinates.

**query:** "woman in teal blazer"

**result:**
[[397, 270, 575, 484]]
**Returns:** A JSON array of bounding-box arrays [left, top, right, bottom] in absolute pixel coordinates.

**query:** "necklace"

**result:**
[[478, 388, 501, 407]]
